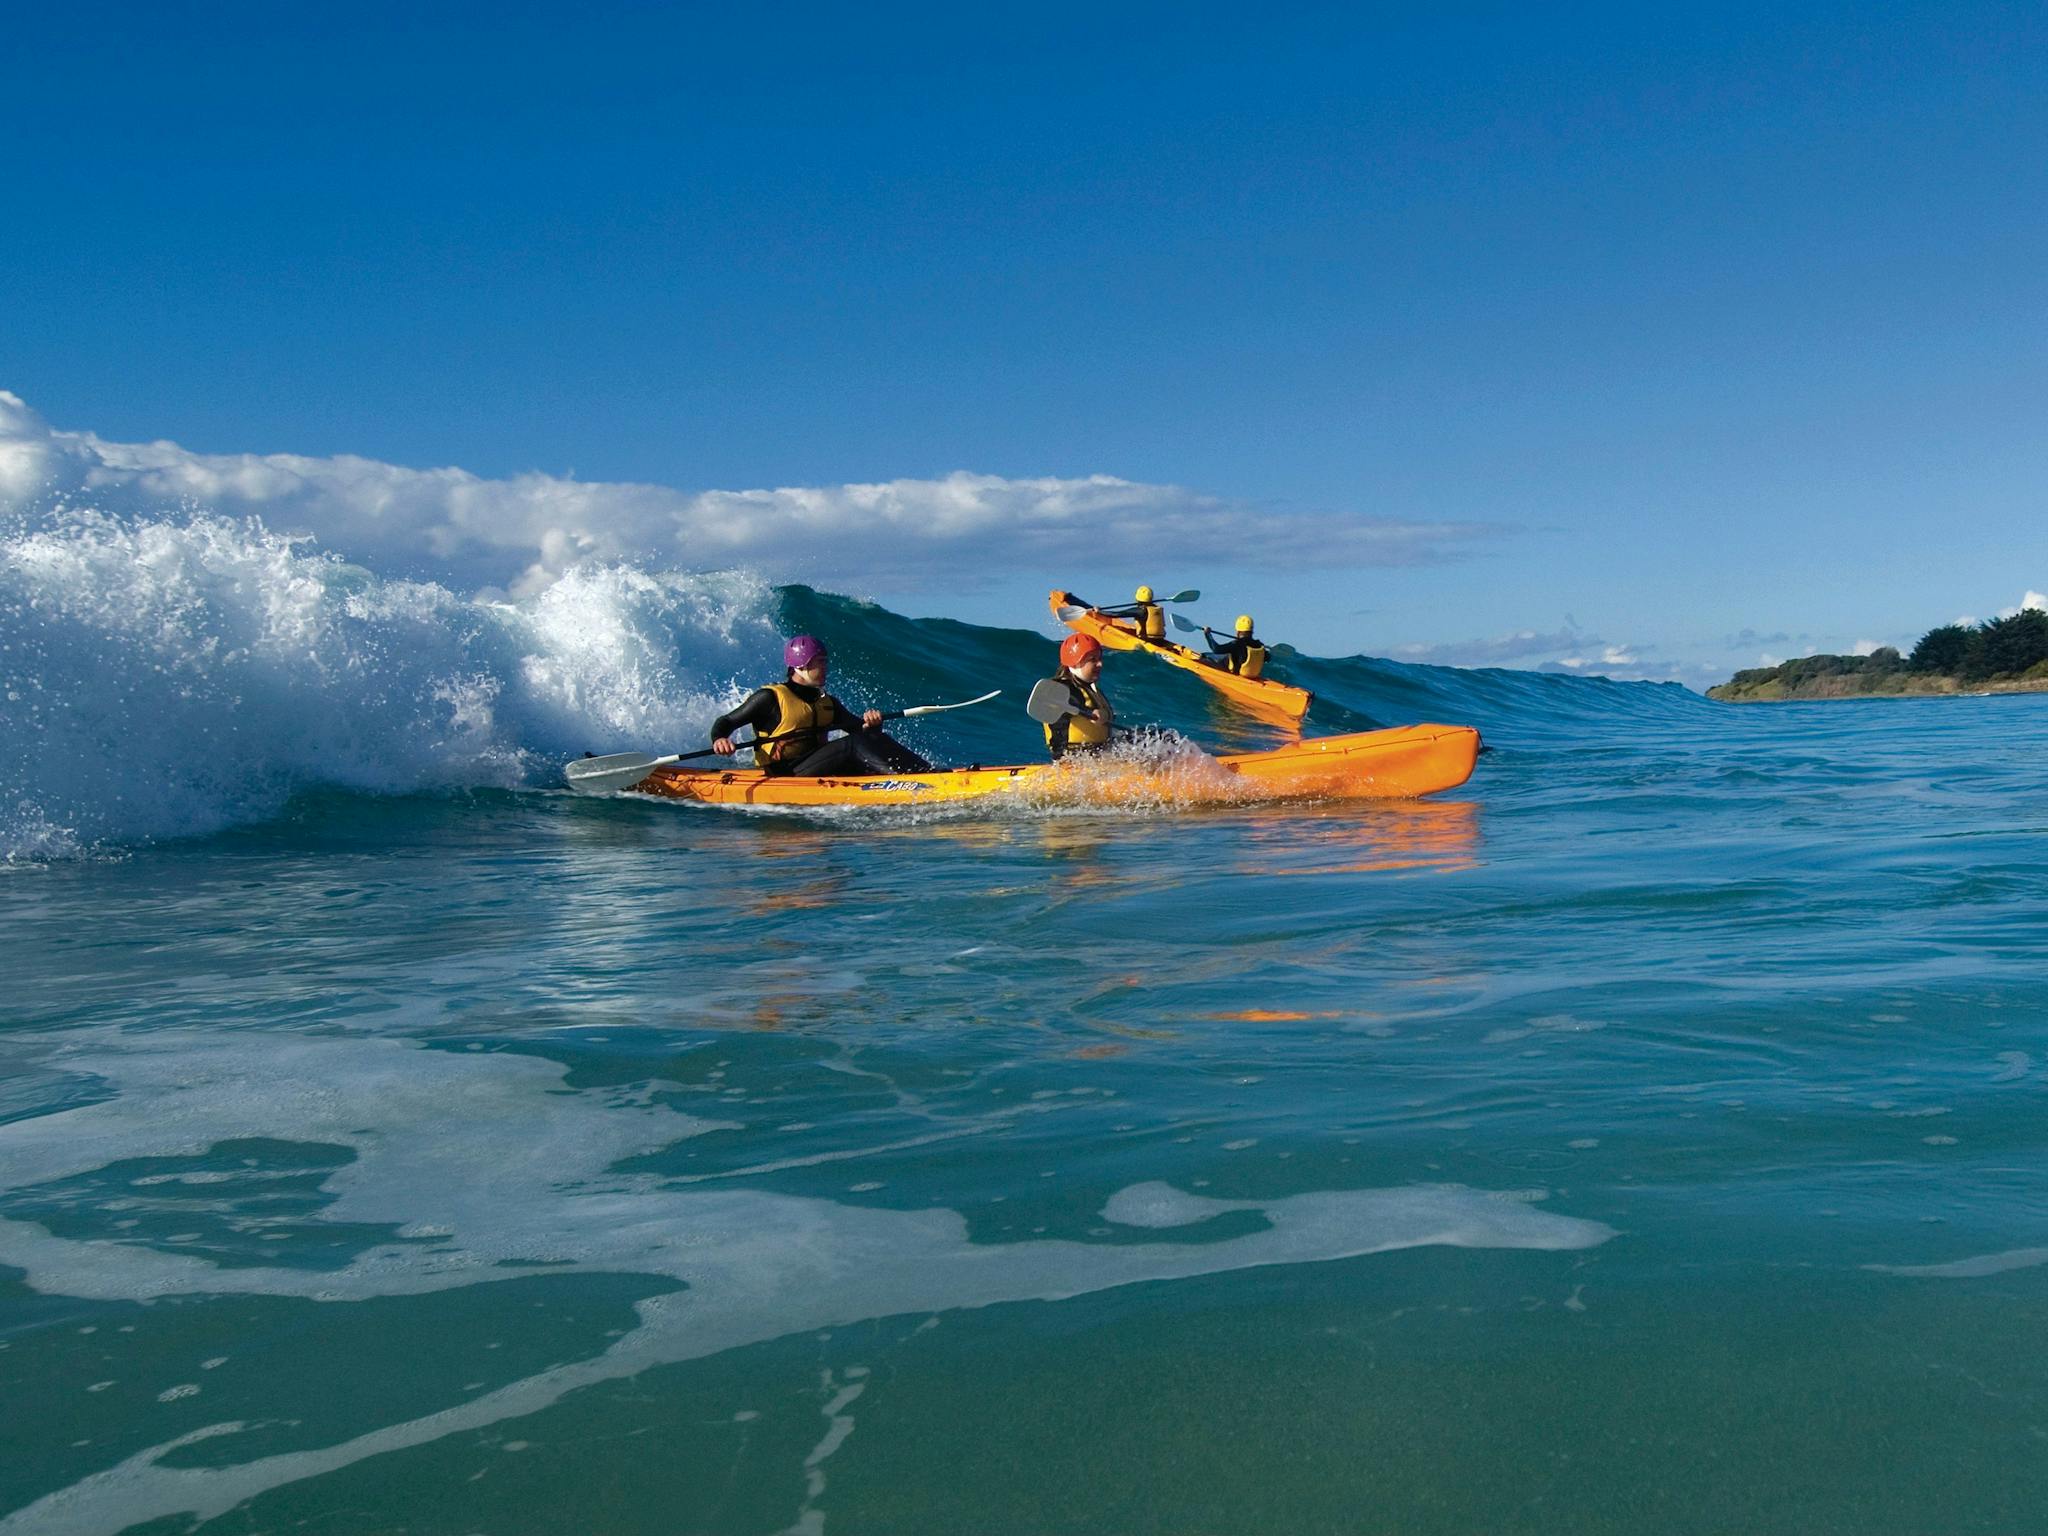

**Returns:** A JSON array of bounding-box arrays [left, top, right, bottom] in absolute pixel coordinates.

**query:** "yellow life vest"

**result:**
[[1233, 640, 1267, 680], [1135, 603, 1165, 642], [756, 682, 843, 770], [1043, 674, 1111, 755]]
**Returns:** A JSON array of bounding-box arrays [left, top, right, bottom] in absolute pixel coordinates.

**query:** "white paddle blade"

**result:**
[[1164, 588, 1200, 603], [1025, 678, 1078, 725], [1055, 604, 1091, 622], [900, 689, 1001, 716], [563, 751, 674, 793]]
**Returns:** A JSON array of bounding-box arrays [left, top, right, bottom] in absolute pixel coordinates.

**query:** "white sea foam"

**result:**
[[1990, 1050, 2032, 1083], [0, 510, 778, 856], [0, 1027, 1615, 1533], [1867, 1248, 2048, 1279], [1102, 1182, 1235, 1228], [1014, 730, 1260, 811]]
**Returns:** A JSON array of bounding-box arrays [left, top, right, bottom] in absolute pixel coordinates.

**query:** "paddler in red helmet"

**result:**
[[1041, 632, 1115, 759], [710, 635, 933, 776]]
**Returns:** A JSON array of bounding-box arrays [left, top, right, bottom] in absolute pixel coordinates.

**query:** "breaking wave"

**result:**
[[0, 511, 777, 854], [0, 508, 1709, 858]]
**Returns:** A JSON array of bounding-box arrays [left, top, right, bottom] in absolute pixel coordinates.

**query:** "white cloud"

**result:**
[[0, 392, 62, 503], [1725, 627, 1798, 648], [1997, 591, 2047, 618], [0, 391, 1506, 594], [1538, 640, 1747, 686], [1550, 644, 1640, 671], [1388, 617, 1724, 685], [1852, 638, 1881, 657], [1389, 626, 1585, 666]]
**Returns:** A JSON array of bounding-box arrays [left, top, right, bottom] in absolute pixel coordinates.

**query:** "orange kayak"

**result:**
[[1050, 590, 1313, 725], [628, 724, 1478, 808]]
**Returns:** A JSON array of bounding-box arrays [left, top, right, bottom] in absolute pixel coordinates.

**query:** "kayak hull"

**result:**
[[1051, 590, 1314, 725], [629, 724, 1480, 807]]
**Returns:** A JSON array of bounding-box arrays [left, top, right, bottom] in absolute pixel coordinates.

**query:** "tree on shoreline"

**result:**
[[1971, 609, 2048, 680], [1908, 624, 1972, 674]]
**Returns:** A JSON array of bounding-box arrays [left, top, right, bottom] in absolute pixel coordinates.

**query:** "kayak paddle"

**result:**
[[564, 689, 1003, 792], [1025, 678, 1084, 725], [894, 688, 1004, 716], [566, 734, 800, 793], [1057, 589, 1200, 622], [1026, 679, 1129, 743], [1173, 612, 1261, 642]]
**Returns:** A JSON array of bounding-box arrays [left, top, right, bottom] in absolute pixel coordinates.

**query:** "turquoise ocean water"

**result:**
[[4, 515, 2047, 1533]]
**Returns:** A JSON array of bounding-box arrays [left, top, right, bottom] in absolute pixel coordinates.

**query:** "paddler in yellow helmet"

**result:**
[[1201, 614, 1269, 679], [1126, 585, 1167, 643], [1041, 632, 1114, 759], [710, 634, 932, 776]]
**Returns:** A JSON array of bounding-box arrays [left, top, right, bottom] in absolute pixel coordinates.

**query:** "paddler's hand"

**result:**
[[860, 709, 883, 729], [712, 736, 736, 756]]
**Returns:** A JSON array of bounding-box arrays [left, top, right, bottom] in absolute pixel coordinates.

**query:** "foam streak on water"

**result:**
[[0, 1031, 1608, 1535]]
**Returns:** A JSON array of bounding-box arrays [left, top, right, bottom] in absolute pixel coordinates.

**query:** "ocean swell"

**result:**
[[2, 502, 1717, 860]]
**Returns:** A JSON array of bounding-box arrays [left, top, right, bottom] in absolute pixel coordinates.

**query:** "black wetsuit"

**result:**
[[710, 682, 932, 777], [1202, 630, 1268, 676]]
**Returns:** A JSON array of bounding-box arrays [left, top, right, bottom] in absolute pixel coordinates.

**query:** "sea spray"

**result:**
[[0, 511, 779, 856], [1019, 728, 1259, 811]]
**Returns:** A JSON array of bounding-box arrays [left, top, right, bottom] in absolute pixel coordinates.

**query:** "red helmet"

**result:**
[[1059, 633, 1103, 669]]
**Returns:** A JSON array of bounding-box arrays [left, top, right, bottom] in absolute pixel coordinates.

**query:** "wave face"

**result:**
[[0, 510, 1706, 857]]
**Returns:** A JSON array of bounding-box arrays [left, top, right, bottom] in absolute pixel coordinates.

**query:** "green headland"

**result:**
[[1708, 610, 2048, 701]]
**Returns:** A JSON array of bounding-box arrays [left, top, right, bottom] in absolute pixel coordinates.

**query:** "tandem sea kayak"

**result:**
[[1051, 589, 1314, 726], [626, 724, 1479, 808]]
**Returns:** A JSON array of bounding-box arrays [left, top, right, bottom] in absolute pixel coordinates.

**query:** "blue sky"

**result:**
[[5, 0, 2044, 683]]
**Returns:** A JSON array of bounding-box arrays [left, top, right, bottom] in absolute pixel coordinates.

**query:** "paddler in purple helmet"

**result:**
[[710, 635, 933, 776]]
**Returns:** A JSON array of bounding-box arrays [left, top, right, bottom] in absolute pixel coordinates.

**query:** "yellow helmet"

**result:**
[[1235, 614, 1254, 634], [1134, 585, 1154, 603]]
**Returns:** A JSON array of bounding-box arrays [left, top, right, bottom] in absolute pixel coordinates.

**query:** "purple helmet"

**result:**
[[784, 634, 828, 669]]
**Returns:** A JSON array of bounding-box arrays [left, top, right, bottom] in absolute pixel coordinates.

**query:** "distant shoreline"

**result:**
[[1708, 677, 2048, 703], [1710, 618, 2048, 702]]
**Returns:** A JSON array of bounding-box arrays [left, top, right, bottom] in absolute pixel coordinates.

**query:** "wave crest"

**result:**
[[0, 511, 777, 856]]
